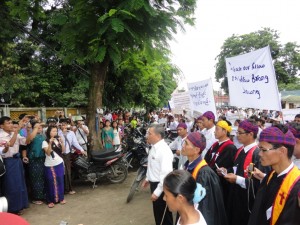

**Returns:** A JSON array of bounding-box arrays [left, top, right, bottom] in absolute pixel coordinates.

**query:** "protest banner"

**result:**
[[187, 78, 217, 117], [171, 91, 191, 114], [282, 108, 300, 122], [226, 46, 282, 111]]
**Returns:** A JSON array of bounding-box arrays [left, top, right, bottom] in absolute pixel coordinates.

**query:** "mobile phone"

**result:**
[[248, 163, 255, 177], [215, 163, 226, 176]]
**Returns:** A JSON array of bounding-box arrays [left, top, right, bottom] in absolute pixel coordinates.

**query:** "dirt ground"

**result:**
[[21, 171, 155, 225]]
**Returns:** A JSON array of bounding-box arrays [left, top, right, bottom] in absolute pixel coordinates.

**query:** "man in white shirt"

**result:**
[[74, 118, 89, 151], [169, 123, 188, 169], [201, 111, 217, 158], [60, 118, 86, 195], [0, 116, 28, 214], [142, 124, 173, 225]]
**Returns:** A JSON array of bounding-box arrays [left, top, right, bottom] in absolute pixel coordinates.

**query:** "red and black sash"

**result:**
[[234, 145, 256, 178], [208, 140, 234, 167]]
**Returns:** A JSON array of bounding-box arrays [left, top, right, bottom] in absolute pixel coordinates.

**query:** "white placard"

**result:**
[[187, 78, 217, 117], [282, 108, 300, 122], [226, 46, 281, 111]]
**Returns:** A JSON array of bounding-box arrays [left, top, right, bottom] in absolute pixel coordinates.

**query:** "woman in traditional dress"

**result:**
[[24, 121, 46, 205], [42, 126, 66, 208], [102, 120, 114, 149]]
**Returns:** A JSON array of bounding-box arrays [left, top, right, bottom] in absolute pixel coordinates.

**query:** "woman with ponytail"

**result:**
[[163, 170, 207, 225]]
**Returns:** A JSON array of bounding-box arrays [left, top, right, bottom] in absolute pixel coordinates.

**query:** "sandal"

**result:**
[[69, 190, 76, 195], [60, 199, 67, 205], [32, 200, 43, 205], [48, 203, 55, 208], [17, 210, 24, 215]]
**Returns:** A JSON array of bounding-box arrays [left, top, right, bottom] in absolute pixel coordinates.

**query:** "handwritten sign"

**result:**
[[187, 79, 217, 117], [226, 46, 281, 111]]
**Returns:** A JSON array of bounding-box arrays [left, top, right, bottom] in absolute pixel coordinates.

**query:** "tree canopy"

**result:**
[[2, 0, 197, 150], [215, 28, 300, 93]]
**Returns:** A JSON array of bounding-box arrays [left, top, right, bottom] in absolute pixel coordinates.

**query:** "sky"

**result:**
[[169, 0, 300, 90]]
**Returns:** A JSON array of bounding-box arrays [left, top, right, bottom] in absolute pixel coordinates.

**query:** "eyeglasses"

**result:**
[[236, 131, 248, 135], [258, 147, 278, 152]]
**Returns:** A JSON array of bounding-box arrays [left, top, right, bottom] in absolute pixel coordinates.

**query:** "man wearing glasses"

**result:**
[[248, 125, 300, 225], [217, 120, 268, 225]]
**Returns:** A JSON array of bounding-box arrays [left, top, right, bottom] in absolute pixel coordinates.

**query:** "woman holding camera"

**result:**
[[42, 126, 66, 208]]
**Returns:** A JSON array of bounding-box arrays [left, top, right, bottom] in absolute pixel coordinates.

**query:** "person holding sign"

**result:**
[[248, 125, 300, 225]]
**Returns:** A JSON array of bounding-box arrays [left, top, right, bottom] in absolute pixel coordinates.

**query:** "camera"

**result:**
[[248, 163, 255, 178]]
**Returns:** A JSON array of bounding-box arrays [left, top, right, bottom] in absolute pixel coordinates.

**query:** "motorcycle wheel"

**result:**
[[126, 179, 141, 203], [107, 163, 128, 184]]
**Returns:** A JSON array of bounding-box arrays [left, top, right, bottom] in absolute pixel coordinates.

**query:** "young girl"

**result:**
[[102, 120, 114, 149], [163, 170, 207, 225], [42, 126, 66, 208], [112, 121, 121, 149]]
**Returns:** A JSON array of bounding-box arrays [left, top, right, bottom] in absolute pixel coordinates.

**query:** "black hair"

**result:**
[[163, 170, 196, 204], [0, 116, 11, 125], [46, 126, 58, 142], [271, 124, 294, 159], [18, 113, 27, 120], [295, 114, 300, 119], [12, 120, 19, 125]]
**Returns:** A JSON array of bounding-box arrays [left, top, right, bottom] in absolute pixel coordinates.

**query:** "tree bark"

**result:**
[[87, 59, 109, 155]]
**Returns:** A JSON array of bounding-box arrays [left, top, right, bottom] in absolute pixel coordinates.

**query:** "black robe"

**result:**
[[248, 169, 300, 225], [205, 140, 237, 206], [185, 156, 228, 225], [226, 147, 270, 225]]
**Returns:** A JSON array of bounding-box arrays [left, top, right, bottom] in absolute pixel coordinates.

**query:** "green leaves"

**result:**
[[111, 18, 124, 33], [95, 46, 107, 62]]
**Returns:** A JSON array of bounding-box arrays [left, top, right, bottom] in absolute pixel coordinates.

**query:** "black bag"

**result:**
[[0, 157, 5, 177]]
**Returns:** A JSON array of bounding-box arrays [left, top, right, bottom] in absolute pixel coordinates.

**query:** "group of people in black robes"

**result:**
[[189, 112, 300, 225]]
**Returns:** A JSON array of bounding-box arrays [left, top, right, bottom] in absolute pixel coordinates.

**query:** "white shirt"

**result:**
[[75, 125, 89, 150], [292, 156, 300, 169], [0, 130, 26, 158], [235, 142, 257, 189], [42, 141, 64, 167], [201, 126, 217, 158], [113, 128, 121, 145], [176, 209, 207, 225], [169, 136, 188, 169], [146, 139, 173, 197], [63, 131, 84, 154], [169, 121, 179, 130]]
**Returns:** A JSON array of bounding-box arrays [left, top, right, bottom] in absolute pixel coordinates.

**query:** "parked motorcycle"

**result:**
[[126, 155, 148, 203], [71, 147, 128, 188], [124, 126, 148, 169]]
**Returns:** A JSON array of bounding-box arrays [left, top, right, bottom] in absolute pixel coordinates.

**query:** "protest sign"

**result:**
[[282, 108, 300, 122], [226, 46, 281, 111], [171, 91, 191, 114], [187, 78, 217, 117]]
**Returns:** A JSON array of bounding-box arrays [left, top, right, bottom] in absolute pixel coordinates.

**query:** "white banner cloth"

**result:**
[[226, 46, 281, 111]]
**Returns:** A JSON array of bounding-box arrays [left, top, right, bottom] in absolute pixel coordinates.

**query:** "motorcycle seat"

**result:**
[[91, 149, 121, 162]]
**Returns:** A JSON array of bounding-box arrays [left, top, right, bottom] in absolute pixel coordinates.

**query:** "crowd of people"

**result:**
[[1, 107, 300, 225], [143, 109, 300, 225], [0, 111, 90, 213]]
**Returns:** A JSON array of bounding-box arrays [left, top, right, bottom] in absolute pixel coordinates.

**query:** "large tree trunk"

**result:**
[[87, 60, 109, 155]]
